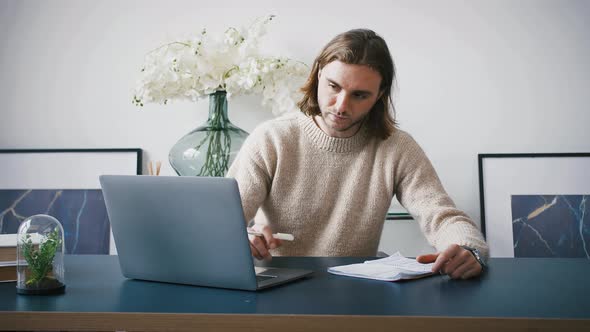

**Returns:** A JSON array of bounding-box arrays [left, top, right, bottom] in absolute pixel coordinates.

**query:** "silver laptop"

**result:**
[[99, 175, 312, 291]]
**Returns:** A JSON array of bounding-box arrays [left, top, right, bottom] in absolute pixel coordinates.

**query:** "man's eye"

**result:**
[[354, 93, 368, 99]]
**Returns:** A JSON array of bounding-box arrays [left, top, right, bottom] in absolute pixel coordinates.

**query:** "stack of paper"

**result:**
[[327, 252, 434, 281]]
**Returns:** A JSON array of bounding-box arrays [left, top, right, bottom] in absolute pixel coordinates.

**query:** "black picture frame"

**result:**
[[478, 153, 590, 258], [0, 148, 142, 254]]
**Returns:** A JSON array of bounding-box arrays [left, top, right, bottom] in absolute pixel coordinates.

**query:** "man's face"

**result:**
[[315, 60, 382, 138]]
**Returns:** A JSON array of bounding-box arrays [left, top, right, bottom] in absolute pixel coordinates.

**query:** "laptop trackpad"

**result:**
[[254, 267, 312, 290], [255, 267, 278, 279]]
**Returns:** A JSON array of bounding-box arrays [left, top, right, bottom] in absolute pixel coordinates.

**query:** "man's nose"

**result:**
[[334, 92, 350, 114]]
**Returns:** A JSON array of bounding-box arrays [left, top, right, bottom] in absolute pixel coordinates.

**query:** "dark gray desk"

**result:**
[[1, 255, 589, 331]]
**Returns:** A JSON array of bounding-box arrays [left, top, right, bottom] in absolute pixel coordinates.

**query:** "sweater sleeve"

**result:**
[[226, 126, 273, 224], [394, 133, 489, 259]]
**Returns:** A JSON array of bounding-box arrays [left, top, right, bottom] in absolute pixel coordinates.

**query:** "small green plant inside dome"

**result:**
[[21, 229, 63, 289]]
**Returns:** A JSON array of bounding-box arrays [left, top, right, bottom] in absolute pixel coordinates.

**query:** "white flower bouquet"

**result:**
[[133, 15, 308, 115]]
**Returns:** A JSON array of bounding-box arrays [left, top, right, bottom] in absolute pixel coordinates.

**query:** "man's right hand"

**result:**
[[248, 224, 282, 260]]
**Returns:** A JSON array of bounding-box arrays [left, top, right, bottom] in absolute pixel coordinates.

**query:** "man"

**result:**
[[227, 29, 488, 279]]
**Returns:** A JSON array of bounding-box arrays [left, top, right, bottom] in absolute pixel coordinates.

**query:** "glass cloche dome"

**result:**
[[16, 214, 66, 295]]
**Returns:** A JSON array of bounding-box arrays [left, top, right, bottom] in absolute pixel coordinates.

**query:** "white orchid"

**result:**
[[133, 15, 308, 115]]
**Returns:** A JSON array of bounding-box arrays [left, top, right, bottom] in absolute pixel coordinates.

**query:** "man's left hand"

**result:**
[[416, 244, 483, 280]]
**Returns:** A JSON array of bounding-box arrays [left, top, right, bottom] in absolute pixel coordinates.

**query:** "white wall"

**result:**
[[1, 0, 589, 256]]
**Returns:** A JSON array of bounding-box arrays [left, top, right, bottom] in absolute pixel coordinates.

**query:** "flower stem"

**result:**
[[196, 91, 232, 176]]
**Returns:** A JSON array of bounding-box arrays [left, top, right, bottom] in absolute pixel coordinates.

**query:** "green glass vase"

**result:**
[[169, 91, 249, 176]]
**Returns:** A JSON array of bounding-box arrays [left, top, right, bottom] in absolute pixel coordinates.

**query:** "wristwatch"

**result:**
[[461, 245, 486, 271]]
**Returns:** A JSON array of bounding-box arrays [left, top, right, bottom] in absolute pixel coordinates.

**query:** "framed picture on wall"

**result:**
[[478, 153, 590, 258], [0, 149, 142, 255]]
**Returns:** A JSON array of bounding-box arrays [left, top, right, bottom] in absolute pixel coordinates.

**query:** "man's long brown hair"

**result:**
[[298, 29, 397, 139]]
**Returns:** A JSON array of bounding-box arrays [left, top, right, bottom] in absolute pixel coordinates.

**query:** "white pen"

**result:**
[[247, 229, 295, 241]]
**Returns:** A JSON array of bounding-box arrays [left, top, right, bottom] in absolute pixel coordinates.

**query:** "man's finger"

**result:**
[[250, 235, 270, 260], [432, 244, 463, 272], [443, 250, 471, 274], [431, 252, 452, 273], [261, 226, 278, 249], [449, 261, 472, 279], [416, 253, 438, 264], [249, 243, 262, 260], [460, 266, 482, 280]]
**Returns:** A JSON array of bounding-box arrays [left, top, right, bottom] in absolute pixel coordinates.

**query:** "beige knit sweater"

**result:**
[[227, 112, 488, 257]]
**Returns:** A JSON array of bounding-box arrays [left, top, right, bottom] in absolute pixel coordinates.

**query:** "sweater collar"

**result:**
[[298, 112, 369, 153]]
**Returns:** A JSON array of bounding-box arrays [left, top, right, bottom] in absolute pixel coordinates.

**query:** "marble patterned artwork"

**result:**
[[512, 195, 589, 258], [0, 189, 110, 254]]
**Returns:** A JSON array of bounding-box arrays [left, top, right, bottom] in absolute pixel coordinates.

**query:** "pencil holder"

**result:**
[[16, 214, 66, 295]]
